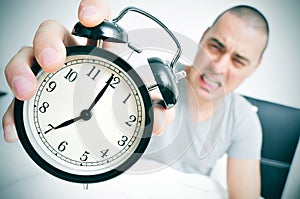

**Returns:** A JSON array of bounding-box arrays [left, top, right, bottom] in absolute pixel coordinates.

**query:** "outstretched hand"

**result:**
[[2, 0, 111, 142], [2, 0, 175, 143]]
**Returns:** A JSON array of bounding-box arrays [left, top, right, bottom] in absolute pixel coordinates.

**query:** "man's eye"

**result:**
[[233, 58, 245, 68], [209, 43, 221, 52]]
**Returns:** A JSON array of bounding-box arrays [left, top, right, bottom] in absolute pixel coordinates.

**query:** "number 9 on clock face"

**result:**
[[14, 46, 153, 183]]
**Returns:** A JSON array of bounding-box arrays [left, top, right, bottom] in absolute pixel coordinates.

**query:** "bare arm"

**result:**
[[227, 158, 261, 199]]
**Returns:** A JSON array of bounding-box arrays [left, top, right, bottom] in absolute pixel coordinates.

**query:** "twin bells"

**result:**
[[72, 7, 186, 109]]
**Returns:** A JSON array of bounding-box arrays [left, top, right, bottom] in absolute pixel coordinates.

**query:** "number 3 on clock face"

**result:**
[[14, 46, 153, 183]]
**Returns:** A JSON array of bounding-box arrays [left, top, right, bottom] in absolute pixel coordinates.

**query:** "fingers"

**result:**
[[33, 19, 77, 73], [5, 47, 37, 100], [2, 100, 18, 143], [3, 0, 111, 143], [4, 47, 35, 142], [78, 0, 111, 27], [4, 20, 78, 143], [152, 104, 176, 136], [78, 0, 112, 49], [5, 20, 78, 101]]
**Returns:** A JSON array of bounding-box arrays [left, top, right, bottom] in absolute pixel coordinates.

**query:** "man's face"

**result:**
[[187, 12, 267, 101]]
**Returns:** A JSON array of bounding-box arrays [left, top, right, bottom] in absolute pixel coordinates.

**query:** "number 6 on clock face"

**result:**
[[14, 46, 153, 183]]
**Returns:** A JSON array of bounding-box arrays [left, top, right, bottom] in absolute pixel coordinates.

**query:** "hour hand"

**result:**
[[53, 115, 82, 130], [45, 115, 82, 134], [44, 109, 93, 134]]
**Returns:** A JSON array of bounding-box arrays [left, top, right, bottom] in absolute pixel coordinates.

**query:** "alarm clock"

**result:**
[[14, 7, 185, 184]]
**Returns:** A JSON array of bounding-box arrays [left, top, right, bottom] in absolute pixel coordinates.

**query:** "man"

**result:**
[[144, 5, 269, 199], [2, 0, 269, 198]]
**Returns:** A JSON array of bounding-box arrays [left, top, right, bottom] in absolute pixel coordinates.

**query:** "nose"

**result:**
[[211, 54, 230, 75]]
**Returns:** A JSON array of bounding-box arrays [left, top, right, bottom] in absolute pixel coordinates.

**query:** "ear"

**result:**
[[200, 27, 211, 43]]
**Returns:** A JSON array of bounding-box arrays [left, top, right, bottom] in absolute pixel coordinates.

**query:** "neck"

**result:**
[[186, 84, 224, 123]]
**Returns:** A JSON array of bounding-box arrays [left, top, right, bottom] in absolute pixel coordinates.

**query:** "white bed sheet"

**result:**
[[0, 159, 227, 199]]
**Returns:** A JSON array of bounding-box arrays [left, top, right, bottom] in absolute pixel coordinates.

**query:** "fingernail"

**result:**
[[40, 48, 58, 68], [81, 6, 98, 19], [4, 125, 18, 142], [12, 76, 33, 98]]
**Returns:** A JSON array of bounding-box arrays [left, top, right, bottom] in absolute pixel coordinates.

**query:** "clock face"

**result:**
[[14, 46, 153, 183]]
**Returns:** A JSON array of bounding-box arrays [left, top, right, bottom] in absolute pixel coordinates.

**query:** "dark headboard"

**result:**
[[244, 96, 300, 199]]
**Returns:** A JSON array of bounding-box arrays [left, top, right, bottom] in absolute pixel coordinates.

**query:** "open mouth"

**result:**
[[200, 74, 221, 91]]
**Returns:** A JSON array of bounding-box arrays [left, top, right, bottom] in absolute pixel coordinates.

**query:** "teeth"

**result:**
[[203, 75, 220, 88]]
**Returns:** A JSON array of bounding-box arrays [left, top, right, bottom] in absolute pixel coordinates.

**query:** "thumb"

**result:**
[[78, 0, 111, 28], [152, 102, 176, 136]]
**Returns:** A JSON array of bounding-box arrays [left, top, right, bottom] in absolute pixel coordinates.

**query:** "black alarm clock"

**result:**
[[14, 7, 185, 184]]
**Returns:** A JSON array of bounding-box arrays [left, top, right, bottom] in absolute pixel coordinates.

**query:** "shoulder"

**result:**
[[225, 93, 262, 159], [225, 92, 262, 140], [227, 92, 257, 115], [225, 92, 259, 125]]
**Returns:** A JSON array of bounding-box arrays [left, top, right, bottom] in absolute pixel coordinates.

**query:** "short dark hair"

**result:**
[[212, 5, 269, 55]]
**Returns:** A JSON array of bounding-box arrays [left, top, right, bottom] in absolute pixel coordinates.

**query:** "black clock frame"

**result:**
[[14, 46, 154, 183]]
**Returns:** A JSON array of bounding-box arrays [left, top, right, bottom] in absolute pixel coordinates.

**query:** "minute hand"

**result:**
[[88, 74, 114, 111]]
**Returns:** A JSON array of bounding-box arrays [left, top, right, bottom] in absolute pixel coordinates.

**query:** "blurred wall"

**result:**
[[1, 0, 300, 122]]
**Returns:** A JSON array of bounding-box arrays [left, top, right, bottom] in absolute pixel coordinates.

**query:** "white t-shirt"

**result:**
[[142, 77, 262, 175]]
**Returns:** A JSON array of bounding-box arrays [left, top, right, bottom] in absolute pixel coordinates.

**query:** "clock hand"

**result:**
[[45, 75, 114, 133], [54, 115, 82, 130], [87, 74, 114, 111], [46, 109, 93, 134], [45, 74, 114, 133]]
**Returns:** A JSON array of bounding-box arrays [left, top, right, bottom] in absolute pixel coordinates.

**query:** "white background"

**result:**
[[1, 0, 300, 112]]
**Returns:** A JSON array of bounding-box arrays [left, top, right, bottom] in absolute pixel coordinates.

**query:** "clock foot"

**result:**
[[83, 184, 89, 190]]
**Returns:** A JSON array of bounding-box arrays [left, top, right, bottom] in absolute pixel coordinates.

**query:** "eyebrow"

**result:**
[[210, 38, 250, 64], [235, 53, 250, 64], [210, 38, 225, 48]]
